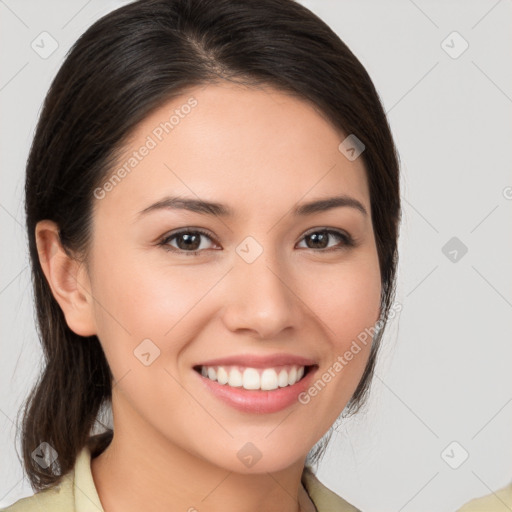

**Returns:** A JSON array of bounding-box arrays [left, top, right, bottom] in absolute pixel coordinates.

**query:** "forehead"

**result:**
[[94, 82, 370, 221]]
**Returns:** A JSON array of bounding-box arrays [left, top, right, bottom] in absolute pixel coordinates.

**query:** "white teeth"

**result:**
[[243, 368, 260, 389], [277, 369, 289, 388], [207, 367, 216, 381], [288, 366, 297, 385], [261, 368, 278, 390], [199, 364, 307, 390], [217, 366, 229, 385], [228, 367, 243, 387]]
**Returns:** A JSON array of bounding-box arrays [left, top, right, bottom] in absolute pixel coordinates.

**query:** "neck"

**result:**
[[90, 411, 315, 512]]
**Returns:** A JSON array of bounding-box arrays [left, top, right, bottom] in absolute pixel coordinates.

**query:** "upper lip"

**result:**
[[194, 353, 317, 369]]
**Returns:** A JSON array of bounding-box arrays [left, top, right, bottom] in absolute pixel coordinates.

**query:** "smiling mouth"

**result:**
[[193, 364, 317, 391]]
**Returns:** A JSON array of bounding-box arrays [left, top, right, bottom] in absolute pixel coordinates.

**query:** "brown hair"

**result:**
[[19, 0, 401, 490]]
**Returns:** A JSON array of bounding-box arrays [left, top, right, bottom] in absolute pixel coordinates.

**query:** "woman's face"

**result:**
[[83, 82, 381, 472]]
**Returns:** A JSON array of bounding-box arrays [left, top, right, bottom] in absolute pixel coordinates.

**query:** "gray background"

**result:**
[[1, 1, 511, 511]]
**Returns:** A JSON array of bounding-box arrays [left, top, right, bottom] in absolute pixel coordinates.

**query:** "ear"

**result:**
[[35, 220, 97, 337]]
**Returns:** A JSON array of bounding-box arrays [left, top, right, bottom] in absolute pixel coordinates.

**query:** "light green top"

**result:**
[[1, 442, 360, 512], [456, 481, 512, 512]]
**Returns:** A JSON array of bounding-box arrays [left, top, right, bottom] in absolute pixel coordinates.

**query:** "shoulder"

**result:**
[[0, 472, 74, 512], [1, 435, 108, 512], [301, 466, 361, 512], [456, 481, 512, 512]]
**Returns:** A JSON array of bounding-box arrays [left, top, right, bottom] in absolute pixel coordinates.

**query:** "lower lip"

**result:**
[[194, 366, 318, 414]]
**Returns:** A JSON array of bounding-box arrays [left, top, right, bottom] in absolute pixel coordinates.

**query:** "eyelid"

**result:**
[[297, 227, 356, 251], [159, 227, 219, 249], [158, 226, 356, 255], [301, 226, 351, 240]]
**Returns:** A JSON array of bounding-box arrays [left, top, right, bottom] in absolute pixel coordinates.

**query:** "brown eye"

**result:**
[[158, 227, 355, 257], [297, 229, 354, 251], [159, 229, 217, 256]]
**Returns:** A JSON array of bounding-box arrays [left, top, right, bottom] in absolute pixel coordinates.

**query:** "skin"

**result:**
[[36, 82, 382, 512]]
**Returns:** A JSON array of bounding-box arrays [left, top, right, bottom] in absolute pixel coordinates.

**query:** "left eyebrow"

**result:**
[[136, 194, 368, 219], [293, 195, 368, 217]]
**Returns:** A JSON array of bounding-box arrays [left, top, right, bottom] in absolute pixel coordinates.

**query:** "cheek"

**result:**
[[86, 250, 165, 362], [298, 253, 382, 348], [88, 250, 210, 364], [91, 244, 381, 351], [293, 254, 381, 429], [90, 244, 178, 326], [297, 251, 380, 382], [86, 239, 381, 457]]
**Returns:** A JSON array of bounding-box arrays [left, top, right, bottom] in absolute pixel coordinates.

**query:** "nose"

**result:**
[[220, 249, 303, 339]]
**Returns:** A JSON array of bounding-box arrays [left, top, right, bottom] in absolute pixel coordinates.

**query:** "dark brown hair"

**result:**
[[19, 0, 401, 490]]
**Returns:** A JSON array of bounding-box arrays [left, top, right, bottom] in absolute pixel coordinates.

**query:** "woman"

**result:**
[[1, 0, 401, 510]]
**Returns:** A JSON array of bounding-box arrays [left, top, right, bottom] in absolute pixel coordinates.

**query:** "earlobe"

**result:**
[[35, 220, 97, 337]]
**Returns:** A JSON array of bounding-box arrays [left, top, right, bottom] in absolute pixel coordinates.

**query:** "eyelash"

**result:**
[[157, 227, 356, 257]]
